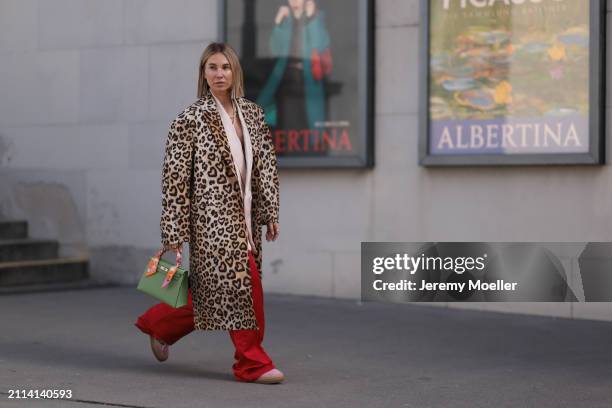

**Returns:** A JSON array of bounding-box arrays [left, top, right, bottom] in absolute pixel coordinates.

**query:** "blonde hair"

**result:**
[[197, 42, 244, 99]]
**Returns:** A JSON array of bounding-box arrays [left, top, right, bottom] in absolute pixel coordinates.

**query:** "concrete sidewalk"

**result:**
[[1, 287, 612, 408]]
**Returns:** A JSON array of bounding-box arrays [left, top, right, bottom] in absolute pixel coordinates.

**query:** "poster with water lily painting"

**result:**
[[419, 0, 605, 166], [220, 0, 374, 168]]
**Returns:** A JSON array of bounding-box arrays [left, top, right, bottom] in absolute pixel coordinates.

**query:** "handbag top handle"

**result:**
[[145, 245, 183, 279]]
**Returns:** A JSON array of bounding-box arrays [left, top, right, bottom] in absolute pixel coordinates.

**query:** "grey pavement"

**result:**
[[1, 287, 612, 408]]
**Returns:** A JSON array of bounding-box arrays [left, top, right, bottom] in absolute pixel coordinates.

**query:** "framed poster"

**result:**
[[419, 0, 605, 166], [220, 0, 374, 168]]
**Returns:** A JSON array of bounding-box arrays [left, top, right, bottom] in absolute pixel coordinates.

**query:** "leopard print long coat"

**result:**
[[159, 90, 279, 330]]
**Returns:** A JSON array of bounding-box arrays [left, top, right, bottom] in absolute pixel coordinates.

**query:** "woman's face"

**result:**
[[288, 0, 305, 15], [205, 52, 233, 96]]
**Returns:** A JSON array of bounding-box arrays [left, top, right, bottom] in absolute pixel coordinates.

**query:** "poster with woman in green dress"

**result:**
[[222, 0, 374, 168]]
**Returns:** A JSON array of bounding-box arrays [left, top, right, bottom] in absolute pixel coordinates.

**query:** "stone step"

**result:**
[[0, 220, 28, 240], [0, 239, 59, 262], [0, 279, 116, 295], [0, 257, 89, 287]]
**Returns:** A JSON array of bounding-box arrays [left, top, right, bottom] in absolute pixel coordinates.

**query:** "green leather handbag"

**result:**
[[137, 246, 189, 308]]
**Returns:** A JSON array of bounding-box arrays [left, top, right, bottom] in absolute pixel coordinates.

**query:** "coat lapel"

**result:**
[[237, 98, 259, 148], [237, 97, 260, 183], [201, 91, 239, 184], [236, 97, 255, 188]]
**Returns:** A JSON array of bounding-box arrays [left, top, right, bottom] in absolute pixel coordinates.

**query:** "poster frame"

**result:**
[[219, 0, 375, 169], [418, 0, 606, 166]]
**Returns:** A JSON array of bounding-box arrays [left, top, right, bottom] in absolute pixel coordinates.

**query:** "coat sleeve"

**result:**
[[255, 106, 280, 225], [160, 109, 196, 248], [270, 17, 291, 57]]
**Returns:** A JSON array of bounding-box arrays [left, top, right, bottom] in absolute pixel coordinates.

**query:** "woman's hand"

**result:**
[[165, 243, 182, 252], [275, 5, 290, 25], [266, 222, 280, 242], [305, 0, 316, 18]]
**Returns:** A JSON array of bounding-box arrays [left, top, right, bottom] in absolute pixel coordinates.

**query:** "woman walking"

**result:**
[[135, 42, 283, 384]]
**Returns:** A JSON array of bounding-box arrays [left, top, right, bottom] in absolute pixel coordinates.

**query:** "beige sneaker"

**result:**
[[254, 368, 285, 384], [149, 336, 169, 362]]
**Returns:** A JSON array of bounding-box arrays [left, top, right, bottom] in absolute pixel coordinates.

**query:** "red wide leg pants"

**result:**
[[135, 251, 276, 382]]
